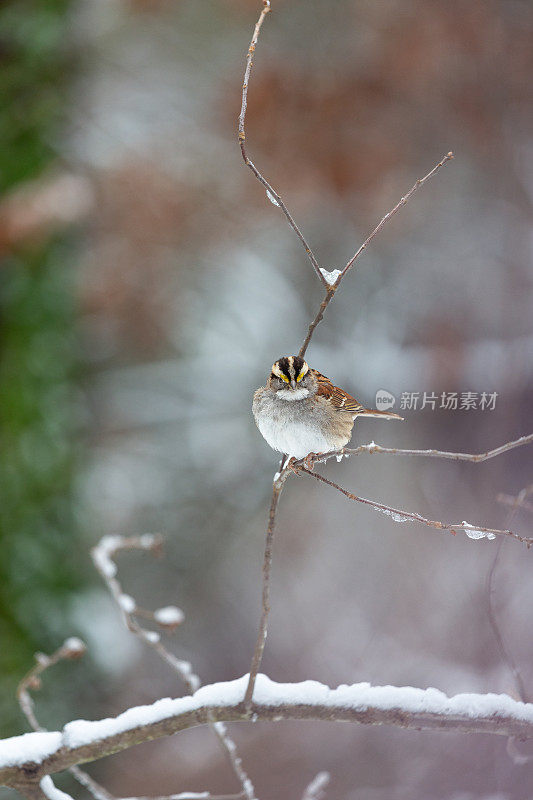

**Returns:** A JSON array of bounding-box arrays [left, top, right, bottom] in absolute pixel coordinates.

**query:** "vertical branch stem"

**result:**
[[299, 287, 335, 359], [244, 477, 285, 709]]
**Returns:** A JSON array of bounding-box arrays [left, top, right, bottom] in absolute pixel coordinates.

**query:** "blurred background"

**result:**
[[1, 1, 533, 798]]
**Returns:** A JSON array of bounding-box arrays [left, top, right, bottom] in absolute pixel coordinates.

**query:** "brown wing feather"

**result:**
[[313, 369, 403, 420], [313, 370, 365, 413]]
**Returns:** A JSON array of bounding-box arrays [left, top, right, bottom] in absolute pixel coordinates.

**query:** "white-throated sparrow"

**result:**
[[253, 355, 402, 460]]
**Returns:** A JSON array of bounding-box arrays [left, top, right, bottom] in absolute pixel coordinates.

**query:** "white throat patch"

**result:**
[[276, 387, 309, 401]]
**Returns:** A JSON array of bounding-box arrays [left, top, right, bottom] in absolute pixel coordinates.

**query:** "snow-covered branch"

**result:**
[[2, 675, 533, 793]]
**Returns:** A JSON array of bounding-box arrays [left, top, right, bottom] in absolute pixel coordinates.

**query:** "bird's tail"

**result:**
[[356, 408, 404, 421]]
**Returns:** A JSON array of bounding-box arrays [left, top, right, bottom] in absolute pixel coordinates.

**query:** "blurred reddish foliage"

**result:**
[[81, 160, 196, 357]]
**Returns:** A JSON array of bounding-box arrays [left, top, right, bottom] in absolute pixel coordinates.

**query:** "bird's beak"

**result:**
[[290, 379, 296, 389]]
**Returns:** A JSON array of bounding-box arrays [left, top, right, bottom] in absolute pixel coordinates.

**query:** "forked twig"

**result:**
[[238, 5, 453, 351], [91, 536, 255, 800]]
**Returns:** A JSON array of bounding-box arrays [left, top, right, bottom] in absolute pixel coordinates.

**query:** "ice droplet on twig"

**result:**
[[461, 521, 496, 541], [377, 508, 410, 523], [266, 189, 280, 206]]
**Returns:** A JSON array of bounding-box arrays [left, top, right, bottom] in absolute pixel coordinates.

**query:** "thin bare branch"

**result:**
[[92, 534, 199, 690], [17, 639, 86, 734], [340, 152, 454, 279], [244, 468, 291, 709], [210, 722, 252, 800], [296, 432, 533, 469], [69, 767, 114, 800], [238, 1, 327, 287], [299, 152, 453, 358], [91, 536, 255, 800], [299, 468, 533, 547]]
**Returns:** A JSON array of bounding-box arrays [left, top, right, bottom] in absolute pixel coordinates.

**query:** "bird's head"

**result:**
[[268, 356, 313, 399]]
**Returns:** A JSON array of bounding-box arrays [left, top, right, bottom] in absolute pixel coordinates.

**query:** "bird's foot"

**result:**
[[285, 457, 302, 476], [303, 452, 321, 470]]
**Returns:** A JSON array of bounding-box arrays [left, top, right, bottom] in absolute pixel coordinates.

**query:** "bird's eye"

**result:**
[[280, 374, 289, 383], [296, 371, 305, 383]]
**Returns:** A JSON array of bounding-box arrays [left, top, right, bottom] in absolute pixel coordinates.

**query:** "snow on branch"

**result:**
[[2, 675, 533, 791]]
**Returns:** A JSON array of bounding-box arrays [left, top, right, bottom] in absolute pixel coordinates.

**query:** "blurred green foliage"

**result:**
[[0, 0, 87, 734], [0, 0, 73, 192]]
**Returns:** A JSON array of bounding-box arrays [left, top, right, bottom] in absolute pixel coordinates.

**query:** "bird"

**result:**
[[252, 355, 403, 462]]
